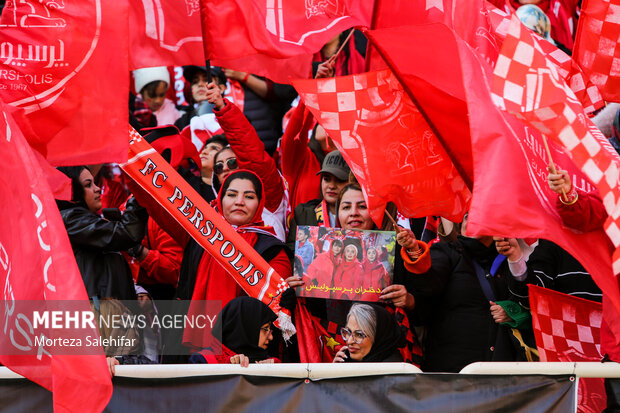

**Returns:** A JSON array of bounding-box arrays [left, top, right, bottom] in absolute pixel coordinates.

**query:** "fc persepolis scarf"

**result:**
[[121, 126, 296, 339]]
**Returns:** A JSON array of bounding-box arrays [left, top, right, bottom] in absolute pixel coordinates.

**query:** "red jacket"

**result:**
[[214, 102, 285, 214], [136, 218, 183, 287], [280, 102, 322, 208]]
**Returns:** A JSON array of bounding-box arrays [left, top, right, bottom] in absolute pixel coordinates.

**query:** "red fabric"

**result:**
[[136, 218, 184, 287], [332, 258, 364, 298], [201, 0, 373, 83], [214, 102, 285, 213], [128, 0, 204, 70], [574, 0, 620, 102], [0, 0, 129, 166], [294, 301, 343, 363], [280, 101, 321, 208], [529, 285, 606, 412], [491, 14, 620, 346], [100, 175, 130, 210], [0, 102, 112, 412], [307, 249, 340, 286], [293, 69, 471, 225]]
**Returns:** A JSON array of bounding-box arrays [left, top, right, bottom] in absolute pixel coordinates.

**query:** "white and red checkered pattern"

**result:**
[[493, 13, 620, 287], [488, 3, 604, 113], [529, 285, 606, 413], [293, 69, 471, 225], [574, 0, 620, 103]]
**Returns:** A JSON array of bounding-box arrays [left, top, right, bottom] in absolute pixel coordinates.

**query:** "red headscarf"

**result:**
[[184, 170, 276, 349]]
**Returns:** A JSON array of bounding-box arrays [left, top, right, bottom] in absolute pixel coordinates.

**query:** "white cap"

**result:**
[[133, 66, 170, 94]]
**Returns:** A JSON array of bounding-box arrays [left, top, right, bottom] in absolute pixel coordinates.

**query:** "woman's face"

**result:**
[[367, 248, 377, 262], [142, 81, 168, 112], [200, 142, 223, 175], [191, 72, 209, 103], [321, 173, 348, 206], [79, 169, 102, 213], [332, 243, 342, 255], [344, 245, 357, 262], [345, 315, 373, 361], [214, 148, 237, 182], [338, 189, 373, 230], [221, 178, 260, 226], [258, 322, 273, 349]]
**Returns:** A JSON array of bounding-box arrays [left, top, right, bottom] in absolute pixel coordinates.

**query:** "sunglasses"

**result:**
[[340, 327, 368, 344], [214, 158, 238, 175]]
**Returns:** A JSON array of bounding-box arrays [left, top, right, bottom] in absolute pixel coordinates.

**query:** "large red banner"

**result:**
[[0, 101, 112, 412], [0, 0, 129, 165], [129, 0, 204, 70], [202, 0, 372, 83]]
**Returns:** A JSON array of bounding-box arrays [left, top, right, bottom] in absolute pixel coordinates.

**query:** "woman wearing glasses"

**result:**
[[332, 303, 405, 362], [206, 83, 288, 242], [190, 296, 280, 365]]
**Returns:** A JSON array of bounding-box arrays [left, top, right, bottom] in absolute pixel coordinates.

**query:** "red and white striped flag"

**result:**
[[529, 285, 606, 413], [574, 0, 620, 103]]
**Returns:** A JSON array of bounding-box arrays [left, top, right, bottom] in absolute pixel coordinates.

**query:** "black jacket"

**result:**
[[407, 237, 524, 372], [59, 198, 148, 300]]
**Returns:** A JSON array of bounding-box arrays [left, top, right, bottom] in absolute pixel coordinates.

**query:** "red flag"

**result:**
[[574, 0, 620, 102], [129, 0, 204, 69], [491, 15, 620, 333], [295, 302, 342, 363], [0, 0, 129, 165], [202, 0, 373, 83], [0, 100, 112, 412], [529, 285, 606, 413], [293, 69, 471, 225]]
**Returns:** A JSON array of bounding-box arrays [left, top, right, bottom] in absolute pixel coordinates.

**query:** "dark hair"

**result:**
[[332, 239, 343, 248], [299, 227, 310, 237], [214, 146, 235, 165], [57, 166, 89, 205], [141, 80, 166, 97], [220, 170, 263, 202], [202, 134, 228, 151]]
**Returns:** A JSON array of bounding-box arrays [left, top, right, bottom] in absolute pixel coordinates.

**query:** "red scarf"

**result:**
[[183, 171, 277, 349]]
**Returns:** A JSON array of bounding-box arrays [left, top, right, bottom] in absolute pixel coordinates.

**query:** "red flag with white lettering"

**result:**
[[0, 0, 129, 165], [0, 100, 112, 412], [201, 0, 373, 83], [574, 0, 620, 103], [129, 0, 204, 70], [293, 69, 471, 225], [529, 285, 606, 413]]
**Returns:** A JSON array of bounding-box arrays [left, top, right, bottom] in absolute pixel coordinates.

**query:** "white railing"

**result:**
[[1, 362, 619, 380]]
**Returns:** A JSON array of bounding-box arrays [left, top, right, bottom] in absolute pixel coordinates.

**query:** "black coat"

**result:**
[[407, 237, 523, 372], [59, 198, 148, 300]]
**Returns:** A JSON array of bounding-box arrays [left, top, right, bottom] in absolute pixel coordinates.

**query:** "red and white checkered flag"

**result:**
[[293, 69, 471, 225], [486, 4, 604, 113], [574, 0, 620, 103], [529, 285, 606, 413], [492, 13, 620, 298]]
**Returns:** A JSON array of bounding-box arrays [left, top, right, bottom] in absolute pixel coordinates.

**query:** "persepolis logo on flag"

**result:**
[[0, 0, 100, 115]]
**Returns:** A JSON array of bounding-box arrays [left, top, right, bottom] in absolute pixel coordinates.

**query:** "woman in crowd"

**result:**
[[363, 246, 390, 289], [190, 296, 279, 366], [178, 170, 292, 351], [332, 303, 405, 362], [306, 239, 343, 288], [56, 166, 148, 301]]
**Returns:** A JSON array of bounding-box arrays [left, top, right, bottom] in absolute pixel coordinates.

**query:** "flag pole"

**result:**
[[198, 1, 212, 84], [542, 135, 568, 201], [330, 29, 355, 63], [384, 210, 401, 233]]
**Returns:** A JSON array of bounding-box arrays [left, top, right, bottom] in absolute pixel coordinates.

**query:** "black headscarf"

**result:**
[[346, 304, 405, 362], [213, 296, 277, 362]]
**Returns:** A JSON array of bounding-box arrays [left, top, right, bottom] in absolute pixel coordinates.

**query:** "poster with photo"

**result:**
[[294, 226, 396, 302]]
